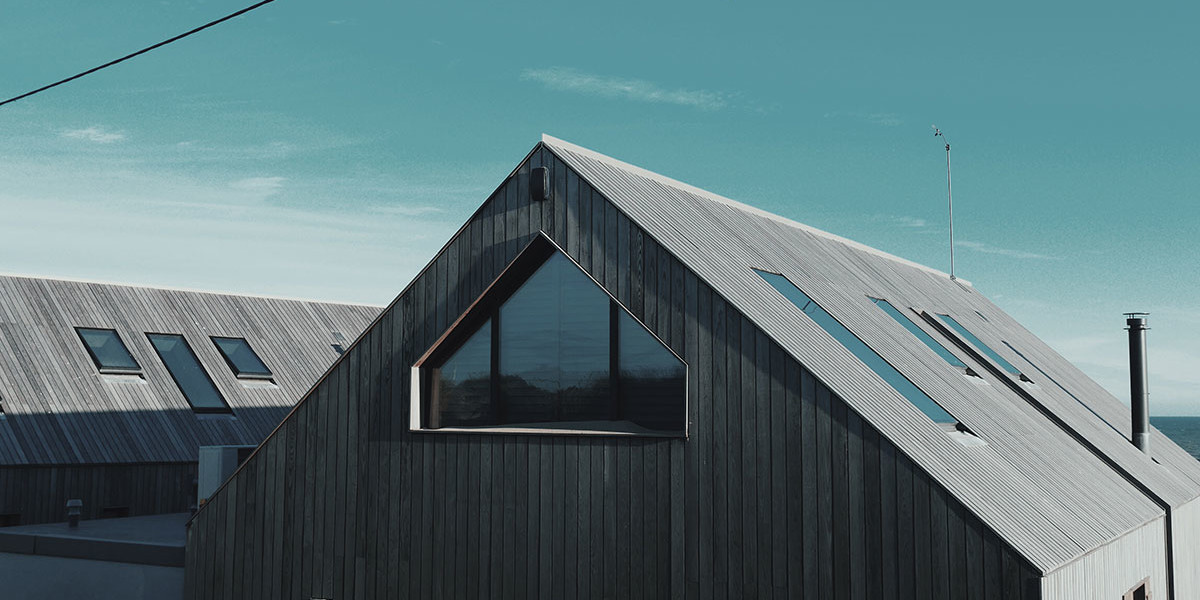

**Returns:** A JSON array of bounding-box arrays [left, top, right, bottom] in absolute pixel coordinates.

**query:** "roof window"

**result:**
[[147, 334, 231, 413], [935, 314, 1024, 377], [871, 298, 973, 373], [76, 327, 141, 374], [756, 271, 959, 426], [211, 337, 273, 380]]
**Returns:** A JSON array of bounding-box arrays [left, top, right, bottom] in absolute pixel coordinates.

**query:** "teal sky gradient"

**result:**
[[2, 1, 1197, 413]]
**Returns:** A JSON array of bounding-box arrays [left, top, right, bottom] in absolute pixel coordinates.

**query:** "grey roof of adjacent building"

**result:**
[[541, 134, 1200, 574], [0, 274, 380, 466]]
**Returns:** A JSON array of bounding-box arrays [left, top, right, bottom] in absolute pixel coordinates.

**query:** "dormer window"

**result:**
[[75, 327, 141, 374], [414, 234, 686, 436]]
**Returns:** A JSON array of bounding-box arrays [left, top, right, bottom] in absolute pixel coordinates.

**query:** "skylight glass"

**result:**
[[76, 327, 140, 372], [936, 314, 1022, 375], [211, 337, 272, 378], [148, 334, 230, 413], [755, 270, 957, 424], [871, 299, 967, 369]]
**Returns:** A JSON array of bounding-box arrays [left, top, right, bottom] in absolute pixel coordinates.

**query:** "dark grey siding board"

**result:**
[[0, 462, 196, 526], [185, 145, 1044, 599]]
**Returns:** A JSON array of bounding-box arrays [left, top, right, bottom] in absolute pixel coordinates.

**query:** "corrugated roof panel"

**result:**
[[0, 275, 379, 466], [542, 134, 1200, 573]]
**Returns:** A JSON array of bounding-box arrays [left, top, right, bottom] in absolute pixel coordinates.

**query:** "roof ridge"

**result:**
[[540, 133, 969, 286], [0, 272, 382, 308]]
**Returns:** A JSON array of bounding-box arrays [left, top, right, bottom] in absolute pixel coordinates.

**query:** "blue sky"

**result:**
[[1, 1, 1197, 413]]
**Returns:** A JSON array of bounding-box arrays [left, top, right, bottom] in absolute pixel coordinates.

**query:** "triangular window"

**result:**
[[415, 235, 685, 436]]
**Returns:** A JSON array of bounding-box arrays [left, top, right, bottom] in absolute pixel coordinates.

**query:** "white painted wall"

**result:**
[[1042, 517, 1168, 600]]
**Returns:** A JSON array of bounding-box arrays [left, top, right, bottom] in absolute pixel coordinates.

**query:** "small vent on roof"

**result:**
[[332, 331, 347, 355]]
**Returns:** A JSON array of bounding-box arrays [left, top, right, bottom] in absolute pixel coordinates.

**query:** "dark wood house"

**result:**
[[0, 275, 378, 525], [185, 136, 1200, 599]]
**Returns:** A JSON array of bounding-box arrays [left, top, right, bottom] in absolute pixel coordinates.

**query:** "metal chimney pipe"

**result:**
[[1126, 313, 1150, 453]]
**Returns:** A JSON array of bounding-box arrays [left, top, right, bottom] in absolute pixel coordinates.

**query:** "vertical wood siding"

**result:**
[[185, 146, 1042, 599], [0, 462, 196, 525]]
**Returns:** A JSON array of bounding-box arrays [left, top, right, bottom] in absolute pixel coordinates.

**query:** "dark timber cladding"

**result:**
[[186, 142, 1041, 599]]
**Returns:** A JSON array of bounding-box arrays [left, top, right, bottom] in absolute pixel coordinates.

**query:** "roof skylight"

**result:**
[[148, 333, 230, 413], [756, 270, 958, 425], [871, 299, 968, 370], [935, 314, 1022, 376], [211, 337, 272, 379], [76, 327, 141, 373]]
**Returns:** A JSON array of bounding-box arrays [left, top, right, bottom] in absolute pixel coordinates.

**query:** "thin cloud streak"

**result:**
[[957, 239, 1056, 260], [520, 67, 727, 110], [824, 111, 904, 127], [61, 126, 125, 143]]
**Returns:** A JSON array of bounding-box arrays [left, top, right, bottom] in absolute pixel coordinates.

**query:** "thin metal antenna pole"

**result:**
[[933, 126, 955, 280]]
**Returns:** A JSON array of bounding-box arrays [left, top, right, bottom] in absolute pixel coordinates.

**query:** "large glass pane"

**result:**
[[756, 271, 957, 424], [618, 309, 685, 433], [147, 334, 229, 412], [937, 314, 1022, 375], [212, 337, 272, 377], [871, 299, 967, 368], [76, 328, 140, 371], [434, 320, 492, 427], [499, 253, 610, 425]]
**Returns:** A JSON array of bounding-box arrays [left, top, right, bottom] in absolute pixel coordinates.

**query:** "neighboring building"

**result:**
[[0, 275, 379, 526], [185, 136, 1200, 599]]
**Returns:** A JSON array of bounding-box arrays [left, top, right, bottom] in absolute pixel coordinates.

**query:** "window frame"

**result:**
[[146, 332, 232, 414], [210, 336, 274, 380], [411, 233, 688, 438], [74, 327, 142, 375], [869, 298, 981, 378]]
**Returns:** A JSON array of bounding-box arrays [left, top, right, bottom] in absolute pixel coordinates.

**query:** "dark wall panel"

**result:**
[[185, 145, 1043, 599], [0, 461, 195, 526]]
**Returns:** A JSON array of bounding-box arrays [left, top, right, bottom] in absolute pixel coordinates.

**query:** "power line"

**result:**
[[0, 0, 277, 109]]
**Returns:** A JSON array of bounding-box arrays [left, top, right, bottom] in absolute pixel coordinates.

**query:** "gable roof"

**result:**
[[541, 134, 1200, 574], [0, 274, 379, 465]]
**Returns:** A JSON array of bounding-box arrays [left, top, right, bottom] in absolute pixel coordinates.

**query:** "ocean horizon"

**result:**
[[1152, 416, 1200, 460]]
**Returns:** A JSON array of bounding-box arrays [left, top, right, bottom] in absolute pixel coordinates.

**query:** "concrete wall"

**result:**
[[0, 552, 182, 600], [1041, 516, 1167, 600]]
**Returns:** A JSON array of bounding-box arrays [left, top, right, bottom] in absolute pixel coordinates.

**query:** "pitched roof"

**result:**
[[0, 274, 379, 465], [541, 134, 1200, 573]]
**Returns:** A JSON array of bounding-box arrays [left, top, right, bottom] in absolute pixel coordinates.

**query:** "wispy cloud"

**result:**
[[875, 214, 928, 228], [229, 176, 286, 197], [957, 239, 1057, 260], [61, 126, 125, 143], [520, 67, 727, 110], [824, 111, 903, 127]]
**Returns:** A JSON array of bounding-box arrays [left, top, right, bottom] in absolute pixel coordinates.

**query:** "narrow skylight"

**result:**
[[211, 337, 272, 379], [75, 327, 141, 373], [871, 299, 967, 369], [936, 314, 1022, 376], [147, 334, 230, 413], [756, 270, 958, 425]]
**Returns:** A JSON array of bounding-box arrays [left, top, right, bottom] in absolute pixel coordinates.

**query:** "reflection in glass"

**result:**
[[619, 309, 685, 431], [426, 250, 686, 434], [756, 270, 958, 424], [500, 253, 610, 424], [147, 334, 229, 412], [871, 299, 966, 368], [434, 320, 492, 426], [77, 328, 140, 371], [212, 337, 272, 377], [937, 314, 1022, 375]]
